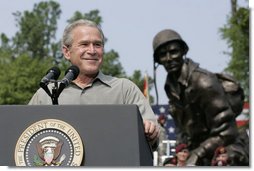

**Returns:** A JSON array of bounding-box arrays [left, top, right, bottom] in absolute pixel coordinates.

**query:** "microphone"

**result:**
[[40, 66, 61, 86], [57, 65, 79, 97], [39, 66, 61, 98], [60, 65, 80, 87]]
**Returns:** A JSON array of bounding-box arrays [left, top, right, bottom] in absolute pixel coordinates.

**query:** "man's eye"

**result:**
[[157, 51, 167, 57], [170, 50, 179, 55], [80, 43, 89, 47], [94, 43, 103, 48]]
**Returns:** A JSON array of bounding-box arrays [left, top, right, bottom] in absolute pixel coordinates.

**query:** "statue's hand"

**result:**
[[186, 153, 199, 166]]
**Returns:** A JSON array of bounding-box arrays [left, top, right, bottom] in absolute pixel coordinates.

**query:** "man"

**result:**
[[175, 143, 190, 166], [157, 114, 168, 166], [29, 19, 159, 149], [211, 146, 230, 166], [162, 143, 189, 167], [152, 29, 249, 165]]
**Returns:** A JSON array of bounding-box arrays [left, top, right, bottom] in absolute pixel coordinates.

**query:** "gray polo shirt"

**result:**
[[29, 71, 157, 123]]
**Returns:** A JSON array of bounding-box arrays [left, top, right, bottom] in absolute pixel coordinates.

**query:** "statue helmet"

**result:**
[[153, 29, 189, 63]]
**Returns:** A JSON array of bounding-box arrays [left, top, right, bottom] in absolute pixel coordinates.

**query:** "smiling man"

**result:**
[[29, 19, 160, 151]]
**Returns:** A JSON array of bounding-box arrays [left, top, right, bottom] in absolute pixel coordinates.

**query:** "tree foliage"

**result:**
[[0, 54, 53, 104], [101, 50, 126, 77], [67, 10, 102, 25], [12, 1, 61, 59], [220, 0, 249, 100], [0, 0, 60, 104]]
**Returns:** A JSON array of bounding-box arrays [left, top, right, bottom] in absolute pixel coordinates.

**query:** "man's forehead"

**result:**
[[72, 26, 102, 41], [159, 41, 183, 50]]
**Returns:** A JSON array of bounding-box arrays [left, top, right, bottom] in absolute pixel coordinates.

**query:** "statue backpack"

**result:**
[[215, 73, 245, 117]]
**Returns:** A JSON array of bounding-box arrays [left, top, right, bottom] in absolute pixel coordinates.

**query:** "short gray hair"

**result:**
[[61, 19, 105, 47]]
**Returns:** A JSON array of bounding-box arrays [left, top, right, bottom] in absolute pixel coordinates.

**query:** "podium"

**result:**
[[0, 105, 153, 166]]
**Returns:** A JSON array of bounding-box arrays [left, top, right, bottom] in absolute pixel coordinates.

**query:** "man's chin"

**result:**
[[166, 66, 180, 73]]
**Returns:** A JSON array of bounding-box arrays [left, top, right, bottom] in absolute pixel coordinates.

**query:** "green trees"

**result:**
[[0, 1, 150, 104], [0, 1, 59, 104], [220, 0, 249, 100], [220, 0, 249, 129], [12, 1, 61, 59], [0, 55, 53, 104]]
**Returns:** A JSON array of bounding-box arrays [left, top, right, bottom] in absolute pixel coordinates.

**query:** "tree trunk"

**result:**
[[231, 0, 237, 16]]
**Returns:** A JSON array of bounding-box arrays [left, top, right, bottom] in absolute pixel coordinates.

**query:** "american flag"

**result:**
[[236, 102, 249, 128], [152, 104, 176, 140], [152, 103, 249, 140]]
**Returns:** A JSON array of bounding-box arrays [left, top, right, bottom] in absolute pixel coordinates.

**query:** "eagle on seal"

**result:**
[[36, 136, 64, 166]]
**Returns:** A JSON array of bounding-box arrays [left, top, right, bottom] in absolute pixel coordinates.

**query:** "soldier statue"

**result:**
[[152, 29, 249, 166]]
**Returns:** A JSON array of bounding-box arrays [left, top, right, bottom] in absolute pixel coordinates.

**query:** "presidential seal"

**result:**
[[14, 119, 84, 166]]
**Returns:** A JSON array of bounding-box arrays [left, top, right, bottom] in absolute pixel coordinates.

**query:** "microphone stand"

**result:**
[[40, 79, 60, 105], [51, 81, 59, 105]]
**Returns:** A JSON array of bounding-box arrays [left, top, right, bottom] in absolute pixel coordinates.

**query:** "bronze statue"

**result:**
[[152, 29, 249, 166]]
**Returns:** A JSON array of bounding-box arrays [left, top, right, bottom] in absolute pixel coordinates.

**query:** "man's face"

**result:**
[[62, 25, 104, 77], [216, 153, 228, 163], [176, 149, 189, 162], [155, 41, 184, 73]]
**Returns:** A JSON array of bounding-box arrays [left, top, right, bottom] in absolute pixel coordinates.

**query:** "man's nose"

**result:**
[[87, 44, 96, 54], [166, 52, 172, 61]]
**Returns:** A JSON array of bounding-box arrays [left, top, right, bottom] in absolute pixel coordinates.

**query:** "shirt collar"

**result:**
[[93, 71, 112, 87], [178, 58, 199, 86], [69, 71, 112, 88]]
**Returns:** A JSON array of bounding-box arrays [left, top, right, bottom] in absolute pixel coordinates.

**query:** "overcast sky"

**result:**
[[0, 0, 249, 104]]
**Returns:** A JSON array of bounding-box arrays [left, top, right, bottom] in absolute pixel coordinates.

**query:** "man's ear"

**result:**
[[62, 45, 71, 60]]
